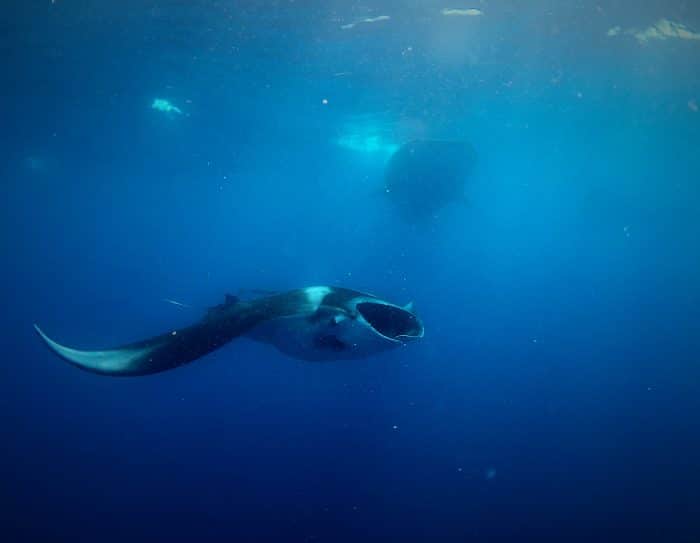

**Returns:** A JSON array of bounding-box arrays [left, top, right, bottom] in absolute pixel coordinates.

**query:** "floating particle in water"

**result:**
[[608, 19, 700, 43], [151, 98, 183, 116], [689, 100, 699, 113], [163, 298, 191, 308], [341, 15, 390, 30], [634, 19, 700, 42], [363, 15, 390, 23], [485, 468, 497, 480], [322, 98, 328, 105], [441, 8, 483, 17]]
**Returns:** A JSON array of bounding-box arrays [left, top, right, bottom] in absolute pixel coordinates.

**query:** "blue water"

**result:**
[[3, 1, 700, 541]]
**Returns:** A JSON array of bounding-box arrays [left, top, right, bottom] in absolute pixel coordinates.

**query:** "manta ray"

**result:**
[[384, 140, 477, 222], [34, 286, 424, 376]]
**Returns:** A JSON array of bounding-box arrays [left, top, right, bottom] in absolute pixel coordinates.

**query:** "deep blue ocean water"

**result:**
[[2, 1, 700, 541]]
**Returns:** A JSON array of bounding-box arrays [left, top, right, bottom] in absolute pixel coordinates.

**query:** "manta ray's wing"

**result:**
[[34, 300, 264, 376]]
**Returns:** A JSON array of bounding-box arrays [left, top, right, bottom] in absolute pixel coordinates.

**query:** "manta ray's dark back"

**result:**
[[384, 140, 477, 222]]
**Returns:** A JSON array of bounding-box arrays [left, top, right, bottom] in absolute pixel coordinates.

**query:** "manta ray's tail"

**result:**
[[34, 296, 262, 376]]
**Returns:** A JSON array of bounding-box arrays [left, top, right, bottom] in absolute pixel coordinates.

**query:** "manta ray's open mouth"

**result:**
[[357, 302, 424, 341]]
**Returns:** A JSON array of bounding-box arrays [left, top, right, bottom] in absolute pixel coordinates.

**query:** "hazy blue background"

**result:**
[[2, 1, 699, 541]]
